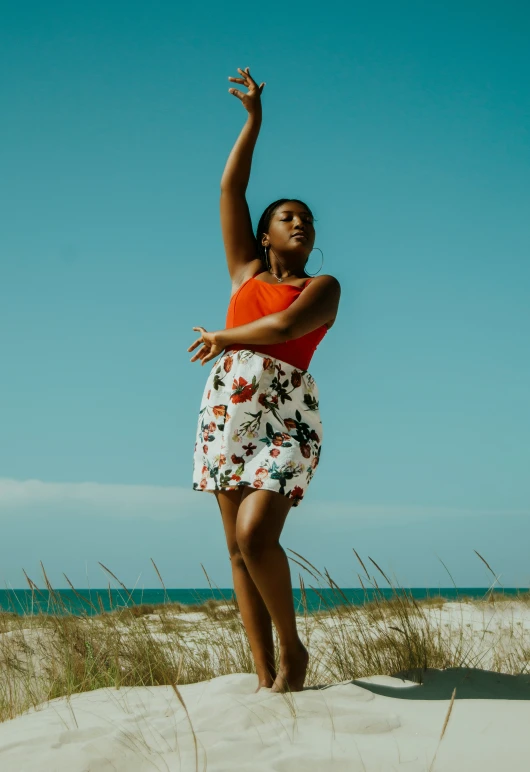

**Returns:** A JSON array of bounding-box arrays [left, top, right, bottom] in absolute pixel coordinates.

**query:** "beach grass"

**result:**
[[1, 550, 529, 724]]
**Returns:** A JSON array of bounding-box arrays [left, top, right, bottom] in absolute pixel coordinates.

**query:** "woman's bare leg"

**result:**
[[214, 490, 276, 689], [235, 488, 308, 693]]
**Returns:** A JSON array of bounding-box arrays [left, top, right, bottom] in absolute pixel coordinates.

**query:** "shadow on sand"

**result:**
[[310, 668, 530, 700]]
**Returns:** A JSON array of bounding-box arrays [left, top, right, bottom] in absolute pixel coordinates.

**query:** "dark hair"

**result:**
[[255, 198, 314, 261]]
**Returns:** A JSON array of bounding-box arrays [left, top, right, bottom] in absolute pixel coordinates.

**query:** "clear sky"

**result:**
[[1, 1, 529, 590]]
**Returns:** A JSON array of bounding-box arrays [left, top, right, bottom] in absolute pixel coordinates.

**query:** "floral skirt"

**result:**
[[192, 349, 323, 507]]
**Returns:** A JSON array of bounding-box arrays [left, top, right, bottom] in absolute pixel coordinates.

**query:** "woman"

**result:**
[[188, 67, 341, 693]]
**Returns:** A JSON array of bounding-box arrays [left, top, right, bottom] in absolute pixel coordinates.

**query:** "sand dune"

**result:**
[[1, 668, 529, 771], [2, 598, 530, 770]]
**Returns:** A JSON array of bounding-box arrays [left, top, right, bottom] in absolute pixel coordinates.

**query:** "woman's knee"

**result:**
[[236, 524, 278, 559], [229, 546, 247, 569], [235, 489, 291, 557]]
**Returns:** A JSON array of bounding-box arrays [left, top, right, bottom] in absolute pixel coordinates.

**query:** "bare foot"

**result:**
[[254, 678, 274, 692], [254, 669, 277, 692], [271, 642, 309, 693]]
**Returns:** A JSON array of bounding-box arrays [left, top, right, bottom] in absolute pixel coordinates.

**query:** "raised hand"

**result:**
[[188, 326, 225, 366], [228, 67, 265, 115]]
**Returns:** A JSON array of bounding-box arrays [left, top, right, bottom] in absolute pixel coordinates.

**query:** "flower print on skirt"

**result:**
[[192, 349, 323, 508]]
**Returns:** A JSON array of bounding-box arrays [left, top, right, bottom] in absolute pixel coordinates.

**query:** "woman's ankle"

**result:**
[[279, 636, 306, 652], [256, 665, 276, 685]]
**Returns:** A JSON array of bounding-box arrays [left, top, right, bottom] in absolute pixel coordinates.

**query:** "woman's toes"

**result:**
[[271, 644, 309, 693], [255, 673, 276, 692]]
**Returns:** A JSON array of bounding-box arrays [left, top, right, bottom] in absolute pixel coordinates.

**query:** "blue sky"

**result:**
[[1, 1, 529, 590]]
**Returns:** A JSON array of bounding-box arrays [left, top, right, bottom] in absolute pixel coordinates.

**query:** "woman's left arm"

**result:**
[[188, 275, 341, 365]]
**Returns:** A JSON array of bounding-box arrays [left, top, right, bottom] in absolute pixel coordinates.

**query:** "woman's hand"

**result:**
[[188, 326, 225, 366], [228, 67, 265, 116]]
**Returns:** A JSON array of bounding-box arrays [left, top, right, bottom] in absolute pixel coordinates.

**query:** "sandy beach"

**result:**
[[1, 668, 530, 771], [1, 596, 530, 770]]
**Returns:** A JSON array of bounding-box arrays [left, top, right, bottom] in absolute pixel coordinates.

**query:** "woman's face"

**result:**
[[263, 201, 316, 256]]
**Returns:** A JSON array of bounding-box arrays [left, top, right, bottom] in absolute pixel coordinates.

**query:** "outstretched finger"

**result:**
[[237, 67, 255, 86], [187, 337, 203, 352], [229, 88, 244, 100], [190, 345, 206, 362], [259, 82, 265, 93], [228, 76, 246, 84]]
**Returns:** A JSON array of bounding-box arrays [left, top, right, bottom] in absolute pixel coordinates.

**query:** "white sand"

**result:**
[[1, 600, 529, 770], [0, 670, 529, 770]]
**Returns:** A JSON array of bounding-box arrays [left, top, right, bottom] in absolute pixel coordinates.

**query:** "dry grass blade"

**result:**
[[409, 591, 423, 615], [353, 548, 370, 581], [308, 584, 334, 613], [200, 563, 215, 592], [436, 554, 459, 595], [286, 549, 327, 582], [170, 682, 199, 772], [150, 558, 170, 605], [200, 563, 237, 611], [474, 550, 505, 598], [98, 562, 135, 606], [62, 573, 99, 615], [368, 556, 392, 586], [299, 575, 308, 615], [440, 688, 456, 740], [39, 562, 55, 594], [40, 561, 72, 614], [473, 550, 496, 578], [357, 573, 366, 592], [22, 569, 47, 601], [428, 687, 456, 771], [287, 556, 323, 585], [323, 567, 350, 604]]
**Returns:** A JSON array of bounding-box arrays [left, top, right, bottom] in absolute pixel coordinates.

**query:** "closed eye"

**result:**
[[280, 217, 314, 224]]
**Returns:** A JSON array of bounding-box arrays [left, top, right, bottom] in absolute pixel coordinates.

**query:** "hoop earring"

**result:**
[[264, 246, 270, 269], [305, 247, 324, 276]]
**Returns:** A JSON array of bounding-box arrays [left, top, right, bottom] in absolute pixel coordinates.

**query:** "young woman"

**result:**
[[188, 67, 341, 693]]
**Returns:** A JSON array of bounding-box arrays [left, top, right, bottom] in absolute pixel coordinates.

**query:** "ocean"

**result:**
[[1, 587, 527, 617]]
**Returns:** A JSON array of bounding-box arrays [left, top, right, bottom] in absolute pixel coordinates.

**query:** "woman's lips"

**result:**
[[291, 233, 307, 240]]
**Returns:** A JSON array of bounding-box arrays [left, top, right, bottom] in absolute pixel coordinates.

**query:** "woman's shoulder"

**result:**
[[304, 273, 341, 288], [303, 274, 341, 330]]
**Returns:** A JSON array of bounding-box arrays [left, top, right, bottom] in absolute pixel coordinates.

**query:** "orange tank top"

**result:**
[[224, 268, 329, 371]]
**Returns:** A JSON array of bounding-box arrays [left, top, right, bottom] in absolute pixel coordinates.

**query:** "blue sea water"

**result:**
[[0, 587, 527, 617]]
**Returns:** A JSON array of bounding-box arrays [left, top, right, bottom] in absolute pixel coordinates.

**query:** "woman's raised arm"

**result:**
[[220, 67, 265, 285]]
